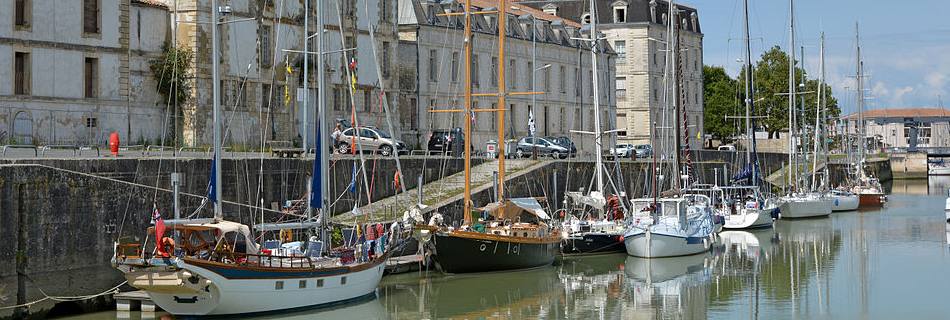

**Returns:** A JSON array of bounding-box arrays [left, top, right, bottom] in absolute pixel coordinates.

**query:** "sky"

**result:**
[[686, 0, 950, 116]]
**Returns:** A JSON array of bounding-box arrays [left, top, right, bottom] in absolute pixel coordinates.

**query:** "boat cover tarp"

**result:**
[[479, 198, 551, 221]]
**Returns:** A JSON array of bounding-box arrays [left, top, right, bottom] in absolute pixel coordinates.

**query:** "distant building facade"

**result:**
[[841, 108, 950, 150], [0, 0, 169, 145], [521, 0, 704, 150], [397, 0, 617, 154], [162, 0, 400, 148]]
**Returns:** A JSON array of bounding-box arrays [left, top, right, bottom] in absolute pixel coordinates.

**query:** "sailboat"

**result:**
[[690, 0, 778, 230], [776, 0, 832, 219], [111, 1, 397, 315], [421, 0, 560, 273], [848, 23, 886, 207], [622, 0, 716, 258], [560, 0, 627, 256]]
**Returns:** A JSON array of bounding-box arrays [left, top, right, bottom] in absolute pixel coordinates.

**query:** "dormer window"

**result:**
[[542, 3, 558, 16], [690, 12, 698, 32], [650, 0, 657, 22], [612, 1, 627, 23]]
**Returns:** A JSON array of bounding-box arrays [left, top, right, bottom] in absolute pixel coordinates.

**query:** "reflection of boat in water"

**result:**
[[245, 295, 387, 320], [623, 254, 712, 318]]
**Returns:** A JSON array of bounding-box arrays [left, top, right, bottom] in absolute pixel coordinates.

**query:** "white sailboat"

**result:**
[[848, 23, 887, 207], [623, 0, 716, 258], [776, 0, 832, 219], [112, 1, 399, 315]]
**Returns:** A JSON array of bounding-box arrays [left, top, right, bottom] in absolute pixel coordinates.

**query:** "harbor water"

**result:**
[[66, 179, 950, 319]]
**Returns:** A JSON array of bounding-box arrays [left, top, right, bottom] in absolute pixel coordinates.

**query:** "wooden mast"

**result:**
[[462, 0, 474, 224], [496, 0, 508, 205]]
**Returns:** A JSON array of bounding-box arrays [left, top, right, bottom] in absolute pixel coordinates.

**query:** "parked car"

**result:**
[[717, 145, 736, 152], [514, 137, 570, 159], [427, 128, 465, 155], [336, 126, 407, 156], [545, 136, 577, 157], [633, 144, 653, 158], [609, 144, 635, 158]]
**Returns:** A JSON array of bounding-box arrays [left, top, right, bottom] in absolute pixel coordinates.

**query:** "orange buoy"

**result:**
[[109, 132, 120, 157]]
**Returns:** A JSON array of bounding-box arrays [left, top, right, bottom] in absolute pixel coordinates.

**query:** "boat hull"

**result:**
[[779, 197, 832, 219], [623, 231, 710, 258], [560, 232, 626, 255], [858, 193, 886, 206], [431, 232, 559, 273], [929, 166, 950, 176], [124, 259, 386, 315], [830, 194, 860, 212], [722, 208, 775, 229]]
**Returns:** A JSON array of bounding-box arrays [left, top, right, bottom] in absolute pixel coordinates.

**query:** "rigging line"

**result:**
[[254, 0, 289, 229]]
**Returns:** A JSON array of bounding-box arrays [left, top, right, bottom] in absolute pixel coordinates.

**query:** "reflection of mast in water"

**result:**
[[765, 218, 841, 316]]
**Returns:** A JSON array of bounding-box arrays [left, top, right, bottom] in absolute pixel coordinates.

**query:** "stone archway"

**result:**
[[12, 111, 33, 145]]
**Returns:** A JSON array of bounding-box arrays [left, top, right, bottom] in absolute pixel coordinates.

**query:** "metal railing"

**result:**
[[1, 145, 37, 156]]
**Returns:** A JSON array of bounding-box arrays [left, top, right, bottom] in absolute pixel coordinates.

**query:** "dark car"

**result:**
[[427, 128, 465, 155], [545, 136, 577, 157], [514, 136, 570, 159]]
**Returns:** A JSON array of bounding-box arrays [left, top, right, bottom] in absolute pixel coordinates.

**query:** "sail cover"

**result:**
[[508, 198, 551, 220], [207, 155, 217, 203], [310, 122, 322, 208]]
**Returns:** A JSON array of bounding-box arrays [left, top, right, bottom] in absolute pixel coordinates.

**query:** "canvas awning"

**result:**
[[479, 198, 551, 221]]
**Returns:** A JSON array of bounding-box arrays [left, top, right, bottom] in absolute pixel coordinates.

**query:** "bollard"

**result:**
[[109, 132, 120, 157]]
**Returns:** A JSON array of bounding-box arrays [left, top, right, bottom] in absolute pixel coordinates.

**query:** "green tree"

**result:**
[[737, 46, 840, 139], [150, 44, 192, 145], [703, 65, 741, 142]]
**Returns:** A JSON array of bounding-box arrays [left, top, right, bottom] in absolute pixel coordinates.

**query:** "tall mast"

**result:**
[[302, 0, 309, 155], [742, 0, 756, 185], [316, 0, 329, 239], [670, 0, 682, 192], [589, 0, 604, 195], [494, 0, 508, 206], [855, 22, 866, 165], [211, 0, 223, 219], [787, 0, 796, 192], [811, 33, 824, 191], [462, 0, 475, 224]]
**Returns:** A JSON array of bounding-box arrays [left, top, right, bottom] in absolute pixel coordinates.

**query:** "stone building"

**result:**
[[0, 0, 169, 145], [397, 0, 617, 154], [162, 0, 400, 148], [841, 108, 950, 150], [521, 0, 703, 150]]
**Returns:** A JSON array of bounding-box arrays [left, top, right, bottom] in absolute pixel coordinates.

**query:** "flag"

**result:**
[[528, 108, 536, 136], [348, 162, 358, 194]]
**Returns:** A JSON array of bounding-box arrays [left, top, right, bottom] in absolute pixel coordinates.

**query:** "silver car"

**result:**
[[336, 126, 407, 156]]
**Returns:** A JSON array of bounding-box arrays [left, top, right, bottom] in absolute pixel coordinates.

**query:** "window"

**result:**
[[380, 0, 390, 22], [588, 71, 593, 97], [559, 65, 566, 93], [86, 117, 98, 128], [490, 57, 498, 87], [614, 41, 626, 60], [14, 52, 30, 95], [381, 41, 391, 78], [542, 4, 558, 16], [83, 0, 99, 34], [527, 61, 533, 89], [616, 77, 626, 101], [491, 103, 498, 130], [317, 279, 324, 287], [614, 7, 626, 23], [275, 281, 284, 290], [84, 57, 98, 98], [261, 25, 272, 67], [364, 89, 373, 112], [653, 52, 657, 66], [428, 49, 438, 81], [574, 67, 580, 96], [341, 277, 347, 285], [509, 59, 517, 89], [451, 51, 459, 82], [262, 84, 272, 109], [15, 0, 30, 27], [543, 66, 551, 93], [472, 54, 480, 87], [429, 98, 436, 110], [333, 87, 342, 110], [299, 280, 307, 289]]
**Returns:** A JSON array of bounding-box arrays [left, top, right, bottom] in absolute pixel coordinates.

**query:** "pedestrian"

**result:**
[[331, 123, 343, 152]]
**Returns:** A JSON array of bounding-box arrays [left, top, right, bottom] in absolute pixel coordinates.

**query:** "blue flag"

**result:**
[[207, 155, 217, 203], [309, 122, 323, 209], [348, 162, 358, 194]]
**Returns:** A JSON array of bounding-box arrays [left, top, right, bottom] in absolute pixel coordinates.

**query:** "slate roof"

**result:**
[[842, 108, 950, 120], [515, 0, 701, 34]]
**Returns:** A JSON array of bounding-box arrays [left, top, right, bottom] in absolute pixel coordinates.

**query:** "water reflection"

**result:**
[[624, 255, 713, 319]]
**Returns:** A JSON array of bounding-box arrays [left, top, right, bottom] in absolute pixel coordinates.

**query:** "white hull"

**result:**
[[829, 193, 860, 212], [930, 165, 950, 176], [623, 231, 710, 258], [124, 261, 385, 315], [722, 208, 774, 229], [779, 196, 832, 219]]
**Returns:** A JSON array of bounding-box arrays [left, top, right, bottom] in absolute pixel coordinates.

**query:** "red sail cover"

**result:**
[[152, 207, 168, 257]]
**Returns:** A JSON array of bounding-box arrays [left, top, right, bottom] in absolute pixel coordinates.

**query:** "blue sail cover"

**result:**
[[207, 155, 217, 203], [310, 122, 323, 209]]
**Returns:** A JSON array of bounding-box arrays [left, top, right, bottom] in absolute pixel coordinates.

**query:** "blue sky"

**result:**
[[689, 0, 950, 115]]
